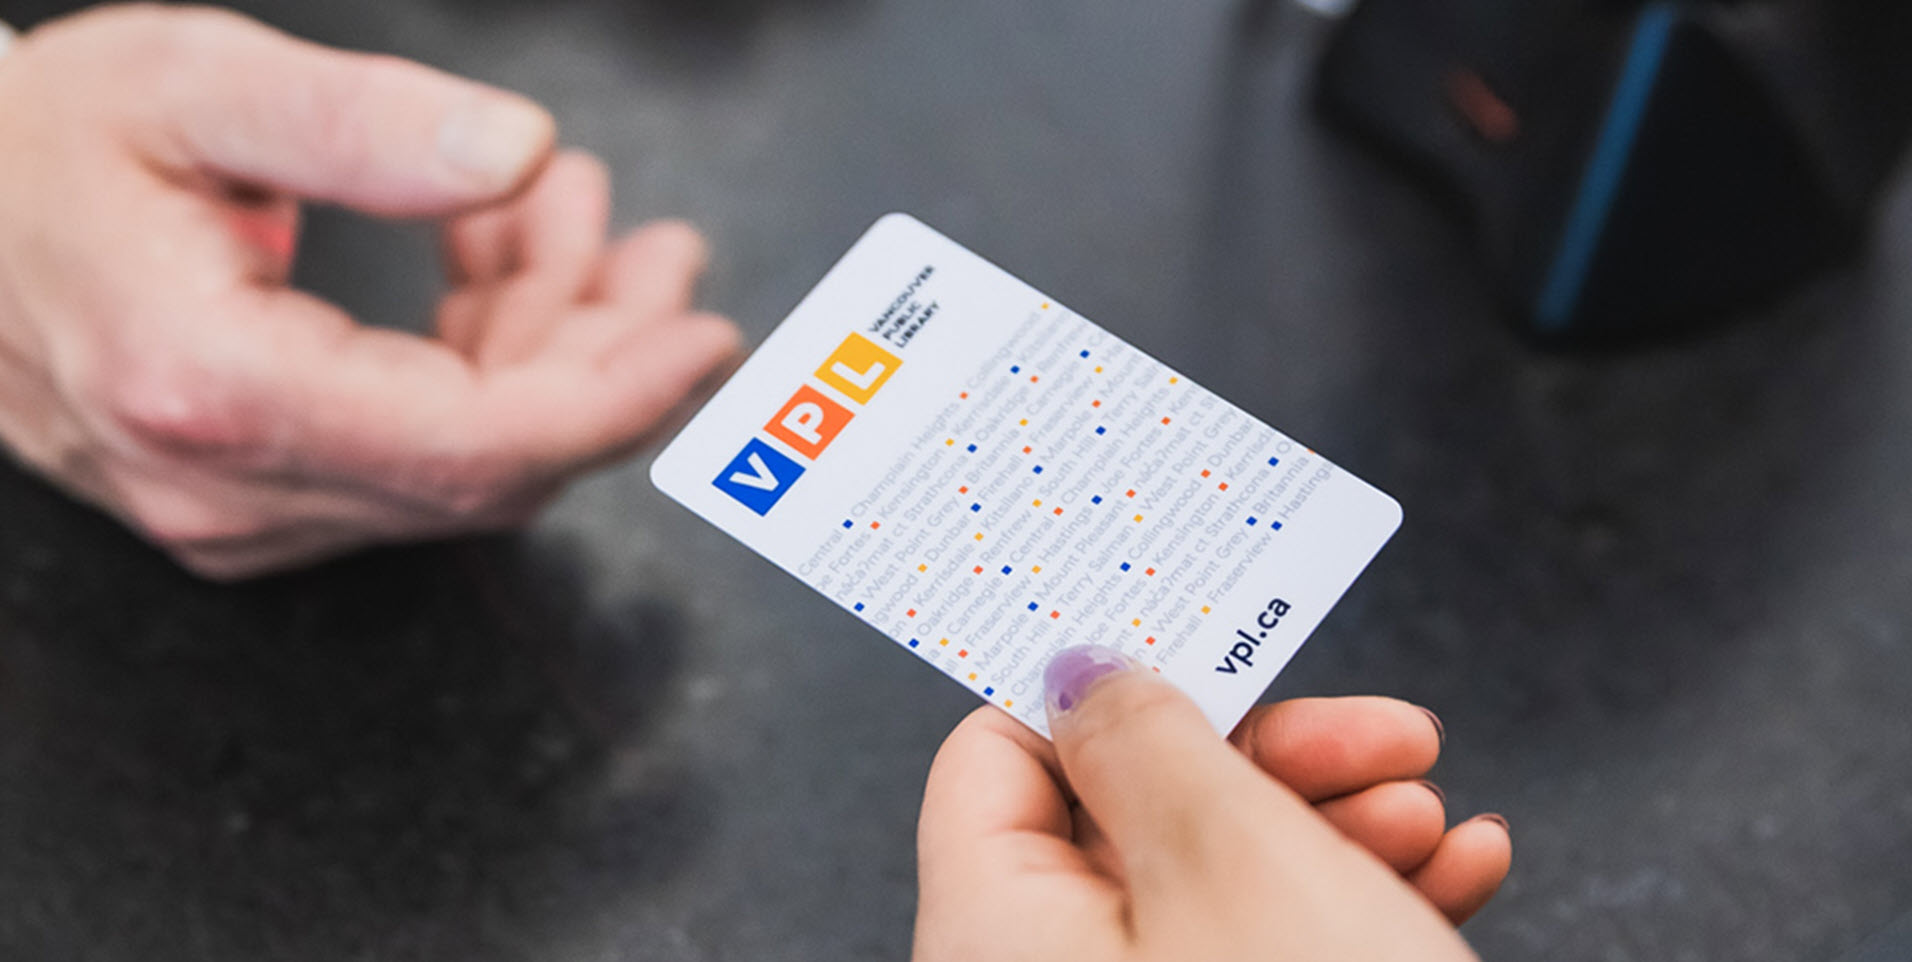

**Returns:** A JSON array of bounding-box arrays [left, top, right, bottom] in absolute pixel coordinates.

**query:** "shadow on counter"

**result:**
[[0, 456, 708, 959]]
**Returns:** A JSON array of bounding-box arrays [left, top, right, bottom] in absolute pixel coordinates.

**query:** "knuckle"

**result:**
[[638, 219, 710, 262], [92, 355, 273, 463], [1305, 723, 1378, 775], [407, 452, 523, 518], [118, 486, 258, 552], [556, 150, 612, 191]]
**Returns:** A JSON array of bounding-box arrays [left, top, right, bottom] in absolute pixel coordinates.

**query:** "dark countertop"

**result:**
[[2, 1, 1909, 959]]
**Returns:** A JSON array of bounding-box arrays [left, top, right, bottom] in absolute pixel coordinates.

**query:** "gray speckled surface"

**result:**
[[1, 1, 1909, 959]]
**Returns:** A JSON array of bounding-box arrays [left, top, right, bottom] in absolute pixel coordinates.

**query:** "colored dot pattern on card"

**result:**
[[783, 306, 1332, 734]]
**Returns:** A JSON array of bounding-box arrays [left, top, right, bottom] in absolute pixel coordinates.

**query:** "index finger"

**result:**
[[920, 707, 1070, 846], [1229, 697, 1444, 801], [130, 285, 732, 514], [918, 708, 1087, 897]]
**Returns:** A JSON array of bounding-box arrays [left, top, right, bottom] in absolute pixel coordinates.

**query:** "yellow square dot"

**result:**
[[1134, 514, 1145, 523], [968, 672, 978, 681], [939, 638, 950, 646], [945, 438, 955, 446], [1031, 565, 1042, 573], [1170, 377, 1180, 384], [1033, 499, 1043, 507], [975, 533, 985, 541], [1202, 605, 1212, 614], [1019, 418, 1029, 426], [918, 564, 928, 573], [1132, 618, 1142, 627], [1095, 366, 1104, 373], [1004, 699, 1014, 708]]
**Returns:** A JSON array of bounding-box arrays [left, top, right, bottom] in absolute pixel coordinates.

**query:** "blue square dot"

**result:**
[[1096, 426, 1107, 435], [843, 520, 853, 529], [1092, 495, 1104, 505], [1121, 562, 1132, 572], [967, 444, 978, 453], [1271, 521, 1284, 531], [1080, 350, 1091, 358], [910, 639, 920, 648], [1033, 466, 1044, 474], [1028, 602, 1039, 612], [1011, 365, 1021, 374], [1001, 566, 1012, 575], [1246, 516, 1259, 526], [1268, 457, 1281, 467], [854, 603, 866, 612], [984, 686, 995, 696], [971, 503, 982, 512]]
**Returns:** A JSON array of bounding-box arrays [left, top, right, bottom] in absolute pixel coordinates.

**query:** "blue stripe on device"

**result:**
[[1535, 3, 1677, 333]]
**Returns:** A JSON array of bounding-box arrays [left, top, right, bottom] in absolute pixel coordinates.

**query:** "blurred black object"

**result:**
[[1315, 0, 1912, 341]]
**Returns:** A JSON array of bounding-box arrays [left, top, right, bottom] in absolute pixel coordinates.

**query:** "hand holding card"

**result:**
[[913, 653, 1510, 962], [652, 214, 1401, 737]]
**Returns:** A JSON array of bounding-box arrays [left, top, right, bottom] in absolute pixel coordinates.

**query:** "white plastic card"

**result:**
[[652, 215, 1401, 736]]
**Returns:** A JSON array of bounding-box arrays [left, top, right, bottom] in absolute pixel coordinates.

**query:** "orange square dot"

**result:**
[[1126, 489, 1137, 498], [1053, 508, 1064, 516], [1092, 400, 1102, 408], [959, 486, 969, 494], [974, 566, 984, 574], [1201, 469, 1211, 478], [1023, 446, 1033, 454], [960, 392, 969, 399], [1049, 611, 1060, 619], [908, 608, 918, 617], [1145, 567, 1156, 576], [1219, 482, 1229, 492], [1146, 636, 1157, 645], [871, 522, 881, 530], [1151, 667, 1161, 674], [1161, 417, 1172, 425], [959, 649, 969, 658], [1031, 376, 1040, 383]]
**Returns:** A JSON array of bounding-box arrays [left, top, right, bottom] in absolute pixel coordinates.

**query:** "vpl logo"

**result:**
[[714, 332, 902, 516]]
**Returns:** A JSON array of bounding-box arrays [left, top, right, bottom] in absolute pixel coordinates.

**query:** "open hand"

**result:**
[[0, 5, 740, 578]]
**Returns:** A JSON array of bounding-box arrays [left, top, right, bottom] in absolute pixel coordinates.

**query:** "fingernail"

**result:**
[[1418, 706, 1446, 746], [1043, 645, 1138, 717], [1419, 779, 1447, 806], [1471, 813, 1510, 833], [438, 95, 555, 187]]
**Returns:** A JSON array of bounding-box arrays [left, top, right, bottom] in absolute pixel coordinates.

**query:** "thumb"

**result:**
[[135, 9, 554, 216], [1044, 645, 1330, 900]]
